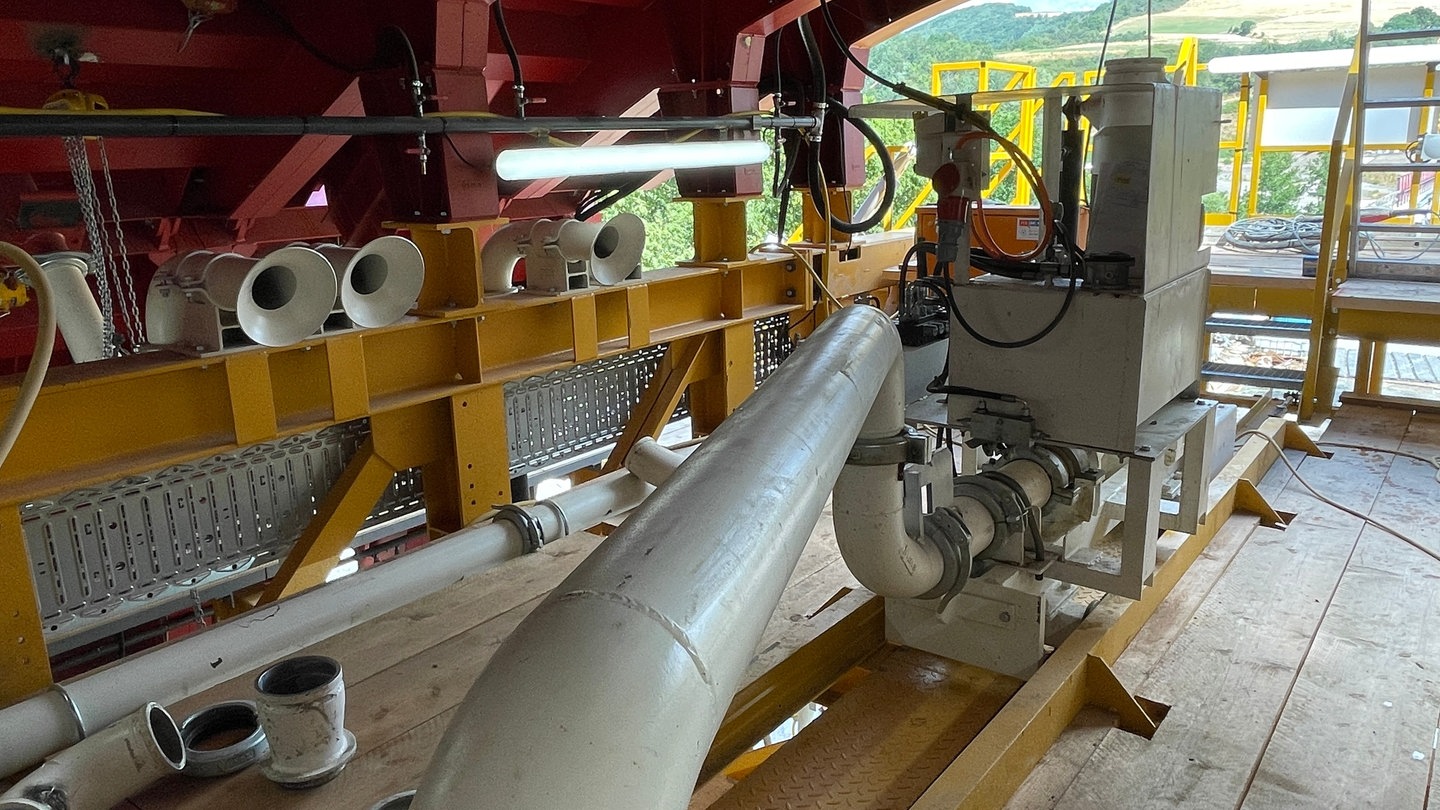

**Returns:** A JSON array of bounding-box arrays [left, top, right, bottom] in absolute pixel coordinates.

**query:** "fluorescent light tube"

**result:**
[[495, 139, 770, 181]]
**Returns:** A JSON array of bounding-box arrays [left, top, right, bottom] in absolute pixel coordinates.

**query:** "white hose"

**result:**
[[0, 242, 57, 471]]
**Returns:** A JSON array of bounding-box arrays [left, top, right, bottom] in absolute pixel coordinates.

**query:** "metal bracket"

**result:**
[[848, 428, 930, 466], [493, 504, 546, 553]]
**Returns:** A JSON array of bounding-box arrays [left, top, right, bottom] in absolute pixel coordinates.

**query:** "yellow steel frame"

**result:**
[[907, 415, 1301, 809], [0, 204, 800, 703]]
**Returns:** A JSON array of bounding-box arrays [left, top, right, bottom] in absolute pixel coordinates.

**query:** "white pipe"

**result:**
[[413, 305, 902, 810], [0, 243, 56, 471], [0, 467, 659, 779], [0, 703, 184, 810], [33, 254, 104, 363], [479, 221, 536, 294], [622, 437, 692, 487], [831, 355, 949, 599]]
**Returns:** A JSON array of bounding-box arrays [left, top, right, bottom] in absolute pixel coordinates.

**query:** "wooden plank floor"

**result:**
[[127, 507, 860, 810], [1008, 405, 1440, 810]]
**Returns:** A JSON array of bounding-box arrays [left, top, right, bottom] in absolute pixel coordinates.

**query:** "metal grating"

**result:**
[[29, 317, 795, 638], [504, 315, 793, 476], [754, 313, 794, 384], [23, 421, 424, 631]]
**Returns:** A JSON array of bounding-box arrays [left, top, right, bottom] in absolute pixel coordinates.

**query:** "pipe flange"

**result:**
[[48, 684, 88, 740], [917, 506, 973, 601], [493, 504, 545, 553], [179, 700, 270, 778], [1008, 445, 1073, 494], [952, 477, 1009, 526]]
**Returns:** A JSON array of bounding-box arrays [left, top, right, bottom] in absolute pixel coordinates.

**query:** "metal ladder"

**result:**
[[1298, 10, 1440, 420]]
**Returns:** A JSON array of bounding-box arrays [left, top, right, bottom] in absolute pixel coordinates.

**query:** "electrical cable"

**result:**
[[0, 243, 56, 472], [805, 100, 897, 234], [809, 0, 1056, 252], [918, 222, 1082, 350], [491, 0, 527, 117], [1239, 429, 1440, 564], [1096, 0, 1122, 77], [1317, 441, 1440, 484], [755, 242, 845, 308]]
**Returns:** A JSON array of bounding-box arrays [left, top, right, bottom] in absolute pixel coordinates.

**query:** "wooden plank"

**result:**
[[1322, 405, 1414, 451], [1239, 529, 1440, 810], [1334, 278, 1440, 315], [1035, 420, 1400, 810], [134, 507, 859, 810]]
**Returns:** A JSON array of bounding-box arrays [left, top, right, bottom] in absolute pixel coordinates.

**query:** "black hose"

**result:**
[[806, 103, 896, 234], [910, 238, 1082, 350], [491, 0, 527, 117], [795, 15, 827, 105]]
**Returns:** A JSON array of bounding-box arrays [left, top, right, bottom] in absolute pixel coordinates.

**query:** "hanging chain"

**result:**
[[96, 138, 145, 348], [63, 136, 118, 357]]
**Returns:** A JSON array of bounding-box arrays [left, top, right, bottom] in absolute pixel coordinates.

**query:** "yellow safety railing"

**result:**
[[885, 41, 1206, 231]]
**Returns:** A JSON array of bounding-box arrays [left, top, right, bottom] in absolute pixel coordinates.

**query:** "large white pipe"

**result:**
[[0, 467, 658, 780], [0, 703, 184, 810], [412, 305, 902, 810], [33, 254, 104, 363]]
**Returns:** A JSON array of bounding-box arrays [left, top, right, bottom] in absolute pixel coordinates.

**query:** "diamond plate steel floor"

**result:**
[[708, 647, 1022, 809]]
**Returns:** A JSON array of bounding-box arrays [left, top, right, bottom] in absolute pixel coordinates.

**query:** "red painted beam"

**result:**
[[230, 80, 364, 221]]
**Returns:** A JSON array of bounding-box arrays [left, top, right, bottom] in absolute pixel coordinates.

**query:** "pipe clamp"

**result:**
[[493, 504, 546, 553], [848, 429, 928, 466]]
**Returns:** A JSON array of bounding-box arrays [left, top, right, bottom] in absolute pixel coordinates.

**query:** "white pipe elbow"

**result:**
[[833, 463, 947, 599], [0, 703, 184, 810], [33, 254, 104, 362], [480, 221, 536, 294], [623, 438, 692, 487]]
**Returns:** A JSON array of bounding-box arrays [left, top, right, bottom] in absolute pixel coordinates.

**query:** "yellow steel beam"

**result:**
[[700, 593, 886, 784], [0, 505, 49, 704], [690, 321, 757, 436], [910, 416, 1289, 810], [0, 261, 798, 507], [257, 437, 398, 604], [689, 198, 753, 264], [600, 334, 710, 475]]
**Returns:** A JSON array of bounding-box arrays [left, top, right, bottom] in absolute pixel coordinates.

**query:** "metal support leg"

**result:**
[[1118, 455, 1164, 598], [0, 504, 50, 703], [689, 322, 757, 436]]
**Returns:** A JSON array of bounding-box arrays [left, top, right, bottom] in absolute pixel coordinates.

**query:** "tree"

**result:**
[[1380, 7, 1440, 37], [1235, 20, 1257, 36]]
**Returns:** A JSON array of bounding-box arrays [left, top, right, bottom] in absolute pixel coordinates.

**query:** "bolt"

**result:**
[[785, 288, 796, 298], [786, 262, 796, 272], [999, 611, 1012, 623], [1138, 445, 1153, 453]]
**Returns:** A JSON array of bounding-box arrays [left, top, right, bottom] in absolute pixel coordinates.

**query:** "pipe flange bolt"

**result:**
[[179, 700, 270, 778], [493, 503, 546, 553]]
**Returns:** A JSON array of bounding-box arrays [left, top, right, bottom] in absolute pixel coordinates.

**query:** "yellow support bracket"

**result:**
[[1084, 654, 1169, 739], [1283, 421, 1327, 458], [0, 505, 50, 703], [1233, 478, 1290, 529], [256, 438, 398, 605], [600, 333, 710, 474]]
